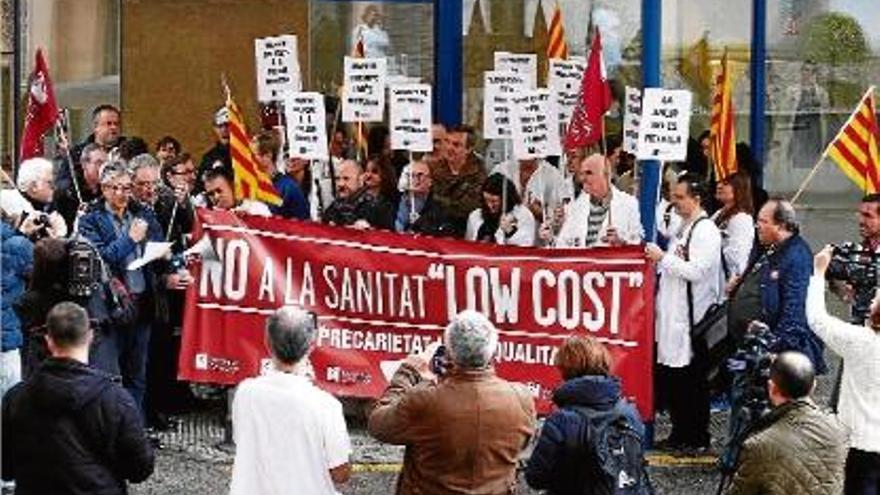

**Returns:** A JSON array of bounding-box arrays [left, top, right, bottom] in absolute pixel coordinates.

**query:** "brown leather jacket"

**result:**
[[368, 363, 536, 495], [725, 398, 849, 495]]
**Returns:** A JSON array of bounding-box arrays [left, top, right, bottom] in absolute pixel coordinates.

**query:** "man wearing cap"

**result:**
[[197, 107, 232, 193]]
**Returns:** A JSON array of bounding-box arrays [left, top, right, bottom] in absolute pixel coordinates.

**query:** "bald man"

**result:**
[[550, 153, 642, 248], [322, 160, 393, 230]]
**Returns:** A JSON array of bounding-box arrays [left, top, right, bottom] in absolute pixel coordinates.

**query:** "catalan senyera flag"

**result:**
[[710, 50, 737, 181], [351, 35, 369, 159], [826, 87, 880, 193], [226, 95, 282, 206], [547, 2, 568, 60]]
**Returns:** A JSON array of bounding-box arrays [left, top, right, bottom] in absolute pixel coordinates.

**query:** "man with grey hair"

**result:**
[[2, 302, 154, 493], [77, 161, 166, 420], [728, 197, 825, 373], [15, 157, 67, 238], [369, 310, 536, 494], [230, 306, 351, 495]]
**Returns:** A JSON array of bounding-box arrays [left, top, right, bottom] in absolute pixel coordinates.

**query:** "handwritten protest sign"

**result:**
[[254, 35, 302, 102], [342, 57, 387, 123], [284, 92, 328, 161], [389, 84, 432, 152], [494, 52, 538, 89], [510, 89, 561, 159], [548, 57, 586, 124], [623, 86, 642, 155], [636, 88, 692, 161], [483, 71, 529, 140]]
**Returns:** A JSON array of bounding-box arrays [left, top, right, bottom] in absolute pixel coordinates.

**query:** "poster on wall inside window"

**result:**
[[510, 89, 561, 159], [390, 84, 432, 152], [254, 34, 302, 103], [483, 71, 529, 140], [342, 56, 387, 122], [636, 88, 692, 161]]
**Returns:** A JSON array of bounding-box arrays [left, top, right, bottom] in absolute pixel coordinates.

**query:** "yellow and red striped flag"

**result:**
[[710, 49, 737, 181], [826, 87, 880, 193], [226, 95, 283, 206], [547, 2, 568, 60]]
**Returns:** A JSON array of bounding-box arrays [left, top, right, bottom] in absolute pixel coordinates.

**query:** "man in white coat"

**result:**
[[491, 158, 566, 224], [645, 174, 723, 451], [547, 153, 642, 248]]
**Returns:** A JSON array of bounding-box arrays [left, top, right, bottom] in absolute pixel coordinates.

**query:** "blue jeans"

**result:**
[[90, 318, 151, 422]]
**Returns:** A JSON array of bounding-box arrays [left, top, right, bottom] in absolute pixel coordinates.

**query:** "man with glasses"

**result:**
[[77, 161, 166, 423], [395, 160, 455, 236]]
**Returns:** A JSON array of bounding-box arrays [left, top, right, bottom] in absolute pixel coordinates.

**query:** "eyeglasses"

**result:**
[[411, 172, 429, 180], [106, 184, 132, 194], [134, 180, 161, 189], [170, 169, 196, 176], [39, 178, 56, 188]]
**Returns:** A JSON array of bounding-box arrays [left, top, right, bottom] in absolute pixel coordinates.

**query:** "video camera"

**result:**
[[826, 242, 880, 323], [67, 238, 104, 298]]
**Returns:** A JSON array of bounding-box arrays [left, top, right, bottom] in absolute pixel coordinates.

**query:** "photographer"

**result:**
[[15, 158, 67, 240], [725, 352, 847, 495], [810, 246, 880, 493]]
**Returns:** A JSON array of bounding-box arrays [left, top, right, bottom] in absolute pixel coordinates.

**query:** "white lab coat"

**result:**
[[655, 214, 724, 368], [309, 158, 340, 221], [465, 204, 537, 246], [555, 186, 643, 248], [711, 210, 755, 278], [490, 160, 567, 213]]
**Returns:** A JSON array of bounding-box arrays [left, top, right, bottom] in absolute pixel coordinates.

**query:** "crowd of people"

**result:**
[[0, 101, 878, 495]]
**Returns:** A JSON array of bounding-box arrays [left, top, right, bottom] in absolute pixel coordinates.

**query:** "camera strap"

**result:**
[[684, 216, 711, 330]]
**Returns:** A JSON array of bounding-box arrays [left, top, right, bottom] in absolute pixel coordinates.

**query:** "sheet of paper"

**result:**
[[127, 241, 173, 271]]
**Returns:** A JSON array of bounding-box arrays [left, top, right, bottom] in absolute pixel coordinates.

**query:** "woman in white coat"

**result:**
[[466, 174, 536, 246], [712, 171, 755, 281]]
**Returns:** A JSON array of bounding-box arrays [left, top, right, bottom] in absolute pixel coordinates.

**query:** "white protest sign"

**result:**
[[284, 92, 328, 161], [510, 89, 562, 160], [483, 71, 529, 140], [636, 88, 692, 161], [254, 35, 302, 102], [342, 56, 387, 122], [390, 84, 432, 152], [494, 52, 538, 89], [548, 57, 586, 124], [623, 86, 642, 155]]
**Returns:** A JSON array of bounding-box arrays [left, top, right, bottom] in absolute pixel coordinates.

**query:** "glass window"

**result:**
[[309, 0, 435, 94], [462, 0, 642, 167]]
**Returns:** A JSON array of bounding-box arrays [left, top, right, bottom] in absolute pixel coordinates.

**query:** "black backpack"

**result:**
[[568, 400, 652, 495]]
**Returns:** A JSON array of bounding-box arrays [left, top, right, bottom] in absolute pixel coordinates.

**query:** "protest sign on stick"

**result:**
[[494, 52, 538, 89], [636, 88, 692, 161], [254, 34, 302, 102], [510, 89, 561, 160], [623, 86, 643, 155], [483, 71, 529, 140], [390, 84, 432, 152], [548, 57, 586, 124], [342, 56, 387, 123], [284, 92, 328, 161]]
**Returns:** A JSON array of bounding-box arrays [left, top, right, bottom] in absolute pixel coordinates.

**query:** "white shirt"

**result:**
[[235, 200, 272, 217], [655, 214, 724, 367], [806, 275, 880, 452], [230, 370, 351, 495], [711, 210, 755, 278], [310, 158, 340, 221], [491, 160, 567, 214], [554, 185, 642, 248], [465, 204, 536, 246]]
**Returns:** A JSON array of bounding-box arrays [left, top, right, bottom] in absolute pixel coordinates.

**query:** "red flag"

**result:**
[[564, 29, 612, 150], [20, 49, 59, 161]]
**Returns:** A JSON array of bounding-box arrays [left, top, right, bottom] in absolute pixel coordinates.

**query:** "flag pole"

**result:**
[[55, 109, 83, 204], [791, 85, 875, 204], [502, 140, 510, 215]]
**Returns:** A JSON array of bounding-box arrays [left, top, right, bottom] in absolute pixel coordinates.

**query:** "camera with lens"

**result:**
[[719, 321, 778, 476], [67, 238, 104, 298], [825, 242, 880, 323], [22, 211, 52, 241]]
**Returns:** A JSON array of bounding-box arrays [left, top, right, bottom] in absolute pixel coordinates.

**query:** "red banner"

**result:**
[[179, 210, 655, 417]]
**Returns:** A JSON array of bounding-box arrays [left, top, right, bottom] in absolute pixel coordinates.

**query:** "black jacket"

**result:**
[[2, 357, 154, 494], [323, 188, 394, 230]]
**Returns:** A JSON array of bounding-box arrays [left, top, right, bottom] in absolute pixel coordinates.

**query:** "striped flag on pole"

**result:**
[[547, 2, 568, 60], [226, 94, 283, 206], [710, 49, 737, 181], [825, 87, 880, 193]]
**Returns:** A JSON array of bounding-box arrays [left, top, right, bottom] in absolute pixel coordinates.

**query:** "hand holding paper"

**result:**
[[127, 241, 173, 271]]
